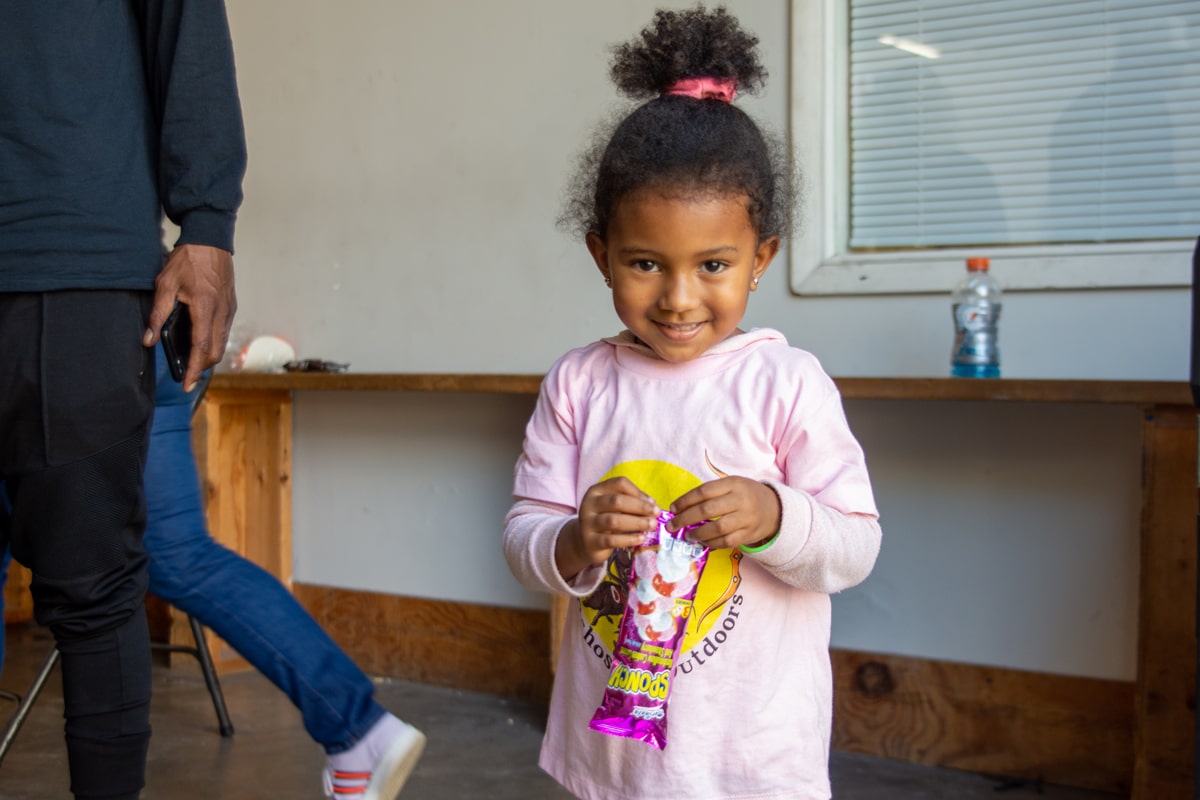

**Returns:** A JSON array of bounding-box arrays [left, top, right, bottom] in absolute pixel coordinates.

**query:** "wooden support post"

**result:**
[[3, 560, 32, 625], [1133, 405, 1197, 798]]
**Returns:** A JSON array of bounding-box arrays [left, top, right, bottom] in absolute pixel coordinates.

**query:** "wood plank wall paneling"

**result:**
[[832, 649, 1134, 795], [294, 583, 554, 709]]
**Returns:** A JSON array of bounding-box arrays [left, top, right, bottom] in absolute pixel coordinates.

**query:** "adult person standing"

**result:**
[[1, 347, 427, 800], [0, 4, 426, 798], [0, 2, 243, 797]]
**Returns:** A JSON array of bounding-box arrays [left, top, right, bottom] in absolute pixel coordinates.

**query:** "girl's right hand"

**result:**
[[556, 477, 660, 581]]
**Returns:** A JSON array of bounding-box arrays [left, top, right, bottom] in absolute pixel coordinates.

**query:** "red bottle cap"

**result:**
[[966, 257, 990, 271]]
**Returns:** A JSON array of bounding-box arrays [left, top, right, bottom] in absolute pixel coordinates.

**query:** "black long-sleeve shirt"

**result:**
[[0, 0, 247, 291]]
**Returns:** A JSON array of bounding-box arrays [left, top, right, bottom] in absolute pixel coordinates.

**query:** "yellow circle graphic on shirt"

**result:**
[[579, 459, 740, 655]]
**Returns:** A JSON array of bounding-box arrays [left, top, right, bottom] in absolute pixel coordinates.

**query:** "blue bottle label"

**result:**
[[951, 300, 1000, 377]]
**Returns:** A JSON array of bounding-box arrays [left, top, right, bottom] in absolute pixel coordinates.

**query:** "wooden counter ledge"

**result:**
[[210, 372, 1193, 406], [209, 371, 543, 394]]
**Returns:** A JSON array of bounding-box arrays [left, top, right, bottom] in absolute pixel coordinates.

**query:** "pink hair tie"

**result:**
[[664, 76, 737, 103]]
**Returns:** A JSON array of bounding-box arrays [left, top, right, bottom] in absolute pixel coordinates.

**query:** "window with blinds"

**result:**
[[848, 0, 1199, 251]]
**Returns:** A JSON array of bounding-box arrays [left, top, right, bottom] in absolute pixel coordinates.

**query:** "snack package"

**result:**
[[589, 511, 709, 749]]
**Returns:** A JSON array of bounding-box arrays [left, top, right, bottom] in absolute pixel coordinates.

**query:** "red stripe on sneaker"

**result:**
[[332, 771, 372, 780]]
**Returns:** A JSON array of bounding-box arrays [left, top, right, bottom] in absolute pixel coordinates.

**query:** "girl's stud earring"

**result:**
[[604, 276, 612, 287], [752, 277, 760, 288]]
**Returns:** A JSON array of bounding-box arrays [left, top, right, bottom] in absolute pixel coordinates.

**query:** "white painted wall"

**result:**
[[224, 1, 1190, 683]]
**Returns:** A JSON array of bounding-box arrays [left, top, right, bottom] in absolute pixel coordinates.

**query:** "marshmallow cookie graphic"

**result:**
[[630, 537, 702, 643], [579, 459, 743, 667]]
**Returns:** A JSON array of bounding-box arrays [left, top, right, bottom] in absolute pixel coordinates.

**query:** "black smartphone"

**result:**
[[160, 302, 193, 383]]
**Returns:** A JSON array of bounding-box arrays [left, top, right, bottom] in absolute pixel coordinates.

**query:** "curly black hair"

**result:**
[[560, 5, 797, 243]]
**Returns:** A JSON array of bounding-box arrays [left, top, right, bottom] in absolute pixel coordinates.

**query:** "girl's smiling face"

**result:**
[[587, 191, 780, 363]]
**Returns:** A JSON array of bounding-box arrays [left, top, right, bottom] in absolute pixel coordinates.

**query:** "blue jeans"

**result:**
[[2, 351, 385, 755]]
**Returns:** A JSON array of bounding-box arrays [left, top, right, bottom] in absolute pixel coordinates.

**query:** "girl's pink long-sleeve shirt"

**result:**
[[504, 328, 881, 800]]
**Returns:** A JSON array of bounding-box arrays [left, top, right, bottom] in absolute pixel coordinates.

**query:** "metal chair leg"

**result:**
[[0, 645, 60, 766], [187, 615, 234, 737], [150, 615, 234, 737]]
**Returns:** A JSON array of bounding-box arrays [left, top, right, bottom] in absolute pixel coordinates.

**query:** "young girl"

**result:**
[[503, 7, 881, 799]]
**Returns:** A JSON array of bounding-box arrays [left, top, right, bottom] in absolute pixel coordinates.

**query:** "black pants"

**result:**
[[0, 290, 155, 800]]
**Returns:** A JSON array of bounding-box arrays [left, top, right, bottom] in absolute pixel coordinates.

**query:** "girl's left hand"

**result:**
[[667, 477, 781, 550]]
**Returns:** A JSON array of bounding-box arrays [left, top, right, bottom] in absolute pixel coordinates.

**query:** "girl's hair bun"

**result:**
[[559, 4, 796, 242], [609, 5, 768, 100]]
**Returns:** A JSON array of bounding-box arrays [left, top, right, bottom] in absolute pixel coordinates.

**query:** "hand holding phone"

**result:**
[[161, 302, 193, 383]]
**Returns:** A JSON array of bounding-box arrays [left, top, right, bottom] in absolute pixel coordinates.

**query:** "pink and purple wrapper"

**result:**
[[588, 511, 709, 749]]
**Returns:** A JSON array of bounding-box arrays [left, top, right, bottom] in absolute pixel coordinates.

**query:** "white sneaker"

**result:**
[[323, 713, 426, 799]]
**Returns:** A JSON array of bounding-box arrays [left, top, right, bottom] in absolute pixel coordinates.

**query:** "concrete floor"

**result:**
[[0, 622, 1123, 799]]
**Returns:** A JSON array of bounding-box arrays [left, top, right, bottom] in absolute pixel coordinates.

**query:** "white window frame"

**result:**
[[788, 0, 1195, 296]]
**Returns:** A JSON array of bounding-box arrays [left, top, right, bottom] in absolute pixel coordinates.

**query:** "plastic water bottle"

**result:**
[[950, 257, 1001, 378]]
